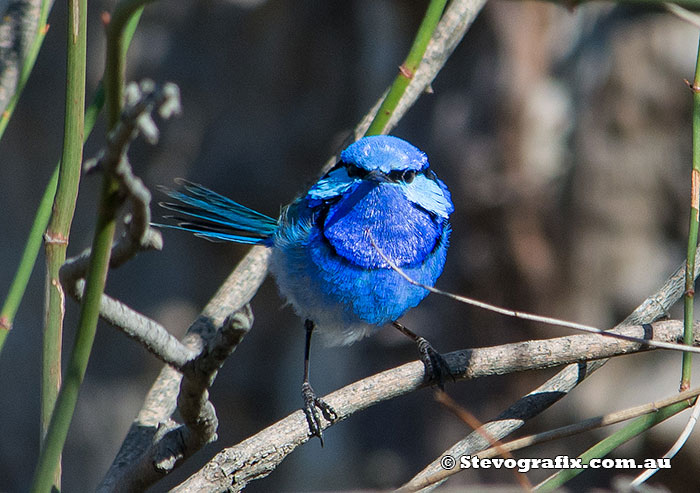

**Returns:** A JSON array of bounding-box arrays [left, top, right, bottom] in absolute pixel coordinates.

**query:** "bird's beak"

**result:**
[[365, 170, 393, 183]]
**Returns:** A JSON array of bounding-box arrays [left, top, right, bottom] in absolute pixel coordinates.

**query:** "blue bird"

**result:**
[[159, 135, 454, 444]]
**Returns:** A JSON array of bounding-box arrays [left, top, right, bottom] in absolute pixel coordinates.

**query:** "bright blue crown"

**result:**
[[340, 135, 428, 173]]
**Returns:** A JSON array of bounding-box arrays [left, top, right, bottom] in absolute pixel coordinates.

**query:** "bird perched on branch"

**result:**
[[159, 135, 454, 444]]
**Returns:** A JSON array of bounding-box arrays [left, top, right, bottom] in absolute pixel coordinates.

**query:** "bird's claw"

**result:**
[[416, 337, 453, 389], [302, 381, 337, 446]]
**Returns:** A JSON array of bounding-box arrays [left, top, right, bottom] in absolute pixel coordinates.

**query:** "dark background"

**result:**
[[1, 0, 699, 490]]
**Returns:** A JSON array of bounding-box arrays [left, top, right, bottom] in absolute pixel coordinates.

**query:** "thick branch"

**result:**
[[178, 305, 254, 454], [98, 247, 271, 492], [105, 305, 255, 491], [172, 320, 698, 492]]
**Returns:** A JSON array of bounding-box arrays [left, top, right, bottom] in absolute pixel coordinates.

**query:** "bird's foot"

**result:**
[[301, 381, 338, 446], [416, 337, 453, 389]]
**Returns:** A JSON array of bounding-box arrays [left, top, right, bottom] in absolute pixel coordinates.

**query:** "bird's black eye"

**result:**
[[387, 170, 401, 182], [386, 169, 417, 183]]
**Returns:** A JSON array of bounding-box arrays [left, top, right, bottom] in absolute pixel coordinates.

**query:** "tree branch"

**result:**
[[97, 247, 271, 492], [172, 244, 698, 492], [69, 279, 194, 369], [177, 306, 254, 458], [103, 305, 255, 491]]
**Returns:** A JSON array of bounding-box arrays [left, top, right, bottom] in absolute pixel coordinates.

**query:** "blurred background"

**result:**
[[1, 0, 699, 491]]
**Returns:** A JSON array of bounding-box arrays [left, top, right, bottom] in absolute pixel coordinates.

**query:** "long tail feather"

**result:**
[[155, 179, 278, 244]]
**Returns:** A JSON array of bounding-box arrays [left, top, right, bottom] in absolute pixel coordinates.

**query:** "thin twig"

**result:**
[[0, 0, 52, 136], [370, 233, 700, 355], [666, 3, 700, 28], [630, 396, 700, 486], [61, 225, 163, 283], [58, 82, 188, 369], [486, 387, 700, 457], [680, 15, 700, 392], [320, 0, 488, 175], [533, 401, 691, 492], [69, 279, 194, 369], [365, 0, 449, 136], [37, 0, 85, 487], [61, 80, 181, 286], [434, 390, 533, 491], [402, 382, 700, 492]]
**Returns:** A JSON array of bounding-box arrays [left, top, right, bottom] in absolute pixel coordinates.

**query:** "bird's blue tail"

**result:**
[[156, 178, 278, 244]]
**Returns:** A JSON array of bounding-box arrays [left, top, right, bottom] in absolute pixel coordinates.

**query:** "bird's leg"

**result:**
[[301, 319, 338, 446], [393, 321, 452, 389]]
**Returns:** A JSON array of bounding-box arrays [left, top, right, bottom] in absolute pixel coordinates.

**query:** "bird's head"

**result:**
[[307, 135, 454, 219], [340, 134, 428, 176]]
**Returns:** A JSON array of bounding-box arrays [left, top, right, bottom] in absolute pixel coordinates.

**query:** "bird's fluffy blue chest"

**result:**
[[323, 181, 439, 269], [270, 181, 449, 345]]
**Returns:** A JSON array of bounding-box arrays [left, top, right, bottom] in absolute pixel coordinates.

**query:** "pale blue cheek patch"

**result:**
[[402, 175, 454, 219], [307, 168, 358, 206]]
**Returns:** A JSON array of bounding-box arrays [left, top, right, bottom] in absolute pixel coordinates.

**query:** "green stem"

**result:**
[[41, 0, 91, 423], [35, 0, 88, 487], [31, 200, 117, 493], [105, 0, 156, 127], [535, 399, 694, 492], [0, 0, 53, 140], [30, 2, 148, 490], [0, 0, 57, 347], [682, 37, 700, 391], [0, 167, 58, 341], [365, 0, 448, 136]]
